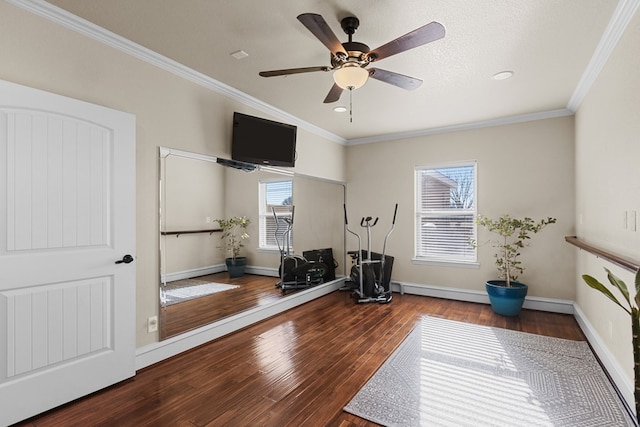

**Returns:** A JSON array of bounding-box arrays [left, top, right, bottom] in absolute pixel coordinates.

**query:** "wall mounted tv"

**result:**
[[232, 112, 297, 167]]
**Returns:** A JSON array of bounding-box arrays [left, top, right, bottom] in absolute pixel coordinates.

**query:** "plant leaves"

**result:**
[[476, 213, 556, 284], [605, 268, 631, 306], [582, 274, 631, 314]]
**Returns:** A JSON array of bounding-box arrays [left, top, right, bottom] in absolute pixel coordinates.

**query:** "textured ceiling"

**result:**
[[42, 0, 621, 142]]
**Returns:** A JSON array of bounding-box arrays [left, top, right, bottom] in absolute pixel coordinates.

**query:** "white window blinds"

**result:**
[[415, 163, 477, 263], [259, 180, 293, 250]]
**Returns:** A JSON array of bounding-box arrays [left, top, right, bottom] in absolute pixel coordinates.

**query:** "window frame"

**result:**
[[258, 179, 293, 251], [413, 161, 478, 267]]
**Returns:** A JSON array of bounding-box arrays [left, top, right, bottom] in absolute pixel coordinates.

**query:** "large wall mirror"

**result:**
[[159, 148, 346, 340]]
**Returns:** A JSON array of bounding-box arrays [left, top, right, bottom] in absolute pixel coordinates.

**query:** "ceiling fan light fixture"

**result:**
[[333, 65, 369, 90]]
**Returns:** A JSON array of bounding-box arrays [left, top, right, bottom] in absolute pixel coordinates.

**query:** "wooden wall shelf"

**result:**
[[565, 235, 639, 273], [161, 228, 222, 238]]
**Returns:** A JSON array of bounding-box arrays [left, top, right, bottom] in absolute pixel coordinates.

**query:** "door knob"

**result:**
[[115, 254, 134, 264]]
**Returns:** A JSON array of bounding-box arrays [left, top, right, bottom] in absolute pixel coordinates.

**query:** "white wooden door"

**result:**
[[0, 80, 136, 426]]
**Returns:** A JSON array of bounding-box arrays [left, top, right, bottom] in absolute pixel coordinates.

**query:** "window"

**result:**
[[415, 162, 477, 264], [259, 180, 293, 250]]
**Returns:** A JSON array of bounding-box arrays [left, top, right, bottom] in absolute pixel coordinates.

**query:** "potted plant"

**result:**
[[582, 268, 640, 417], [475, 214, 556, 316], [215, 216, 251, 278]]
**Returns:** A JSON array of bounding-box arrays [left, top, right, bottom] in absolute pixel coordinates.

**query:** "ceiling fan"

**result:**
[[259, 13, 445, 103]]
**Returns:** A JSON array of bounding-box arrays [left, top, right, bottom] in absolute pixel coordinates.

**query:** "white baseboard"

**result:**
[[161, 264, 225, 282], [573, 303, 635, 413], [136, 277, 345, 370], [246, 265, 279, 277], [163, 264, 279, 282], [391, 281, 575, 314]]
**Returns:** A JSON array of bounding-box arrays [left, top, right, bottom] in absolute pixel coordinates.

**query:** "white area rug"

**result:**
[[344, 316, 633, 426], [164, 281, 239, 305]]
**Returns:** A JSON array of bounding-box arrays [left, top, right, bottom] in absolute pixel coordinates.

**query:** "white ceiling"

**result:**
[[37, 0, 631, 142]]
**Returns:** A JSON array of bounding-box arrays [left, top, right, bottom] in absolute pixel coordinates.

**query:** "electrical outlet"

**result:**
[[206, 216, 212, 223], [147, 316, 158, 333]]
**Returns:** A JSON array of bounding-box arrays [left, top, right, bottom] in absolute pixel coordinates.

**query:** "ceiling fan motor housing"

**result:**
[[334, 16, 373, 67], [340, 16, 360, 36], [332, 41, 371, 68]]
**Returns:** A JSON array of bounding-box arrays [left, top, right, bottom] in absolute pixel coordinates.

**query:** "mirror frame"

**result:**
[[158, 147, 347, 340]]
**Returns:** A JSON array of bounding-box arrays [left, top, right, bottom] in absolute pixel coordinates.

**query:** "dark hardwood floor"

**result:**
[[161, 273, 289, 339], [19, 277, 586, 427]]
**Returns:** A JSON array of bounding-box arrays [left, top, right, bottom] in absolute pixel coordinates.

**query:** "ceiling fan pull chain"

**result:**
[[350, 89, 354, 123]]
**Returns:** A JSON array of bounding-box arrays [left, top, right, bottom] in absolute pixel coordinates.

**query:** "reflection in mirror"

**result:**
[[159, 148, 345, 340]]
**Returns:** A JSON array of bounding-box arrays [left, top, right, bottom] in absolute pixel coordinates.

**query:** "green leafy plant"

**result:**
[[582, 268, 640, 417], [475, 214, 556, 286], [215, 216, 250, 261]]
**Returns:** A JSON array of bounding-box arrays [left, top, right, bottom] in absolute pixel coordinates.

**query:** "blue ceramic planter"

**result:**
[[485, 280, 528, 316], [225, 257, 247, 278]]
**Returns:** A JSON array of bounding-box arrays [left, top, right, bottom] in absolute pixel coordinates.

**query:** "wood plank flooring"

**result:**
[[161, 273, 289, 339], [19, 277, 587, 427]]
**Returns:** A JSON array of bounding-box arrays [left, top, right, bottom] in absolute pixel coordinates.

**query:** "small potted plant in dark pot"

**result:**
[[475, 214, 556, 316], [216, 216, 251, 278]]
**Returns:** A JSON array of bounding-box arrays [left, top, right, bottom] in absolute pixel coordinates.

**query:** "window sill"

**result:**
[[257, 247, 295, 254], [412, 258, 480, 269]]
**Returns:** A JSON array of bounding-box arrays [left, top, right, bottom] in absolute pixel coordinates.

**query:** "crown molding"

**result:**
[[346, 109, 574, 146], [567, 0, 640, 111], [6, 0, 347, 145], [8, 0, 638, 146], [354, 0, 640, 146]]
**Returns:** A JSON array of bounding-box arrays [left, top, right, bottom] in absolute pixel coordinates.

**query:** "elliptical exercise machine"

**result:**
[[273, 206, 327, 292], [344, 203, 398, 304]]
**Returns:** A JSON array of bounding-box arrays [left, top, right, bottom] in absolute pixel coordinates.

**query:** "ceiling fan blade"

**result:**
[[367, 22, 445, 61], [259, 66, 330, 77], [368, 68, 423, 90], [297, 13, 347, 57], [323, 83, 344, 103]]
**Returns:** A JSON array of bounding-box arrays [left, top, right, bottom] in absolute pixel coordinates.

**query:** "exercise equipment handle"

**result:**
[[360, 216, 379, 227], [272, 207, 283, 255], [381, 203, 398, 261], [344, 204, 362, 270]]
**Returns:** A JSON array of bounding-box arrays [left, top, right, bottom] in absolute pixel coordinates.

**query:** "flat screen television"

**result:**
[[231, 112, 297, 167]]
